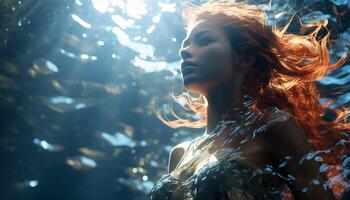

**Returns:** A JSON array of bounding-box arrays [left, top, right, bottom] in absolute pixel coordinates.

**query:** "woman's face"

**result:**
[[180, 19, 236, 95]]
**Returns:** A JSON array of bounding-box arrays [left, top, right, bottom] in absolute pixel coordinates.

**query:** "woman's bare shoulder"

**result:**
[[259, 108, 296, 144], [262, 110, 336, 199], [264, 108, 293, 126]]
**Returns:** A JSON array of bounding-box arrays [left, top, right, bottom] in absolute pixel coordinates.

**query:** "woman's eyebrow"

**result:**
[[182, 30, 213, 47]]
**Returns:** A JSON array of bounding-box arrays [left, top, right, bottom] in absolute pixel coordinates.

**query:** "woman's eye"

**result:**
[[198, 37, 211, 45]]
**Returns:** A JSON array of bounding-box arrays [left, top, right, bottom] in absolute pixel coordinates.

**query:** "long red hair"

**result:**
[[153, 0, 350, 198]]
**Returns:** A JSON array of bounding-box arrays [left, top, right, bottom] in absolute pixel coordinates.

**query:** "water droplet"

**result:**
[[278, 161, 287, 168], [319, 164, 329, 173], [311, 179, 320, 185], [299, 151, 318, 164], [315, 156, 323, 162], [343, 157, 350, 167], [302, 187, 309, 193]]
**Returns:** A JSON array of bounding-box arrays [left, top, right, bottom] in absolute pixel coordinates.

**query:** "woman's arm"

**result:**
[[267, 113, 336, 200]]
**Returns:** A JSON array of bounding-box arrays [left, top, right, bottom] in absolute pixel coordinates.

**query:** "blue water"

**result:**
[[0, 0, 349, 200]]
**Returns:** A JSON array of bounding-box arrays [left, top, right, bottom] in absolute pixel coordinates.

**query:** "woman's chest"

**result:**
[[210, 121, 273, 168], [175, 127, 274, 181], [222, 128, 273, 170], [174, 110, 280, 179]]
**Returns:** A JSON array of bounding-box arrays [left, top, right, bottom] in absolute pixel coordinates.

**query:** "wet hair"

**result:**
[[153, 0, 350, 198]]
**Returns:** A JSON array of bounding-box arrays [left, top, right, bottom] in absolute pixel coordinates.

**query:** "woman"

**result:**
[[150, 1, 350, 199]]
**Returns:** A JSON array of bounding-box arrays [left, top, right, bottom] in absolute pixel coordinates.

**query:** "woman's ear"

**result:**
[[240, 54, 256, 69], [234, 54, 256, 72]]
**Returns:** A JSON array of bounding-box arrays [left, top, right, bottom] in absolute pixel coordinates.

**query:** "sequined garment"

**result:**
[[149, 159, 290, 200], [150, 95, 292, 200]]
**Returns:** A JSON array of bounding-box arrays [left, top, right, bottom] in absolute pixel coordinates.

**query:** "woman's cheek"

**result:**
[[207, 52, 231, 73]]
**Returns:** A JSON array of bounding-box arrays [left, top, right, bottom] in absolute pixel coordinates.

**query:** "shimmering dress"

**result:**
[[150, 95, 293, 200], [149, 158, 291, 200]]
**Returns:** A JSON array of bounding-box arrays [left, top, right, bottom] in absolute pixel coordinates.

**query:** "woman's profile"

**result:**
[[150, 0, 350, 199]]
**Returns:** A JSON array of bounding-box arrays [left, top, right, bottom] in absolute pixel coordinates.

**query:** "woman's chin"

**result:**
[[182, 73, 199, 85], [183, 80, 207, 95]]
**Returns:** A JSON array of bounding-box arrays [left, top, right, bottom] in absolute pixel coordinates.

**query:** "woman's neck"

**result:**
[[205, 79, 248, 134]]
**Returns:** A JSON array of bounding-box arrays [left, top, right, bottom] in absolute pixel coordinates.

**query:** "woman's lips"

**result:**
[[182, 66, 196, 75]]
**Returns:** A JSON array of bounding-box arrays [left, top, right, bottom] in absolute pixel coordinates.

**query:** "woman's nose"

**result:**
[[180, 47, 193, 60]]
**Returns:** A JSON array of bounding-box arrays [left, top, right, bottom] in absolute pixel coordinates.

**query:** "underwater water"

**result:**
[[0, 0, 349, 200]]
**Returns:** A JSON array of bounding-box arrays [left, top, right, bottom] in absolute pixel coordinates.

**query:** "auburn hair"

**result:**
[[153, 0, 350, 198]]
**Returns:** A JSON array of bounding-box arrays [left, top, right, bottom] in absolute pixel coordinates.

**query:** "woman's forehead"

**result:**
[[186, 20, 222, 38]]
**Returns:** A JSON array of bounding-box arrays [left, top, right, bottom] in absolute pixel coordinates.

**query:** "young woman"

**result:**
[[150, 1, 350, 199]]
